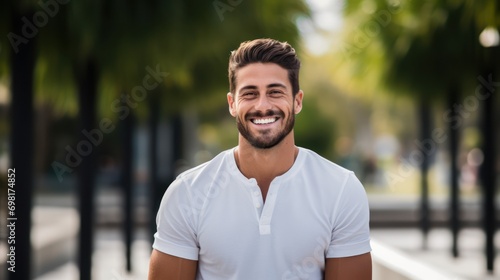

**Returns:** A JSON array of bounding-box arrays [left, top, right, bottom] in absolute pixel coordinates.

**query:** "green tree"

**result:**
[[2, 0, 310, 279], [339, 0, 499, 269]]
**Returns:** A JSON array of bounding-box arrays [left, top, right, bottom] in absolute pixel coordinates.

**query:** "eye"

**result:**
[[269, 89, 284, 95], [241, 91, 257, 98]]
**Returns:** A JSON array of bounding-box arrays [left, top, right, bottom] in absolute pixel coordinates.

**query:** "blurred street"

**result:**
[[34, 227, 151, 280], [2, 191, 498, 280], [32, 227, 500, 280], [371, 228, 500, 280]]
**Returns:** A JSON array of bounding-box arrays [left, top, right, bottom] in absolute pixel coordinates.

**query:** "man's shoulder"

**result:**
[[295, 147, 362, 192], [162, 149, 236, 210], [298, 147, 353, 175], [175, 148, 234, 184]]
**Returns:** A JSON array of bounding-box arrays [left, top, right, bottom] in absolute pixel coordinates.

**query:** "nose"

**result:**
[[254, 93, 272, 112]]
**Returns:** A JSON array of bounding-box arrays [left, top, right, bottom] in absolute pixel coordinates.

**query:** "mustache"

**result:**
[[245, 109, 284, 120]]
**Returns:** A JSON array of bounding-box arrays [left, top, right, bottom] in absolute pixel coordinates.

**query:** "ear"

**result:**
[[294, 90, 304, 114], [227, 92, 236, 117]]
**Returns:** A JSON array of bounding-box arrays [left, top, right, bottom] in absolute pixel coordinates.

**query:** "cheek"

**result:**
[[235, 102, 249, 114]]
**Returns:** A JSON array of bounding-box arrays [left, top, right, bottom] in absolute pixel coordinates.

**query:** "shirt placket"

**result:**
[[245, 177, 281, 235], [258, 180, 281, 235]]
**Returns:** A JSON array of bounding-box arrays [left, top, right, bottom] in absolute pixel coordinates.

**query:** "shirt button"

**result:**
[[255, 202, 261, 208], [253, 191, 260, 196]]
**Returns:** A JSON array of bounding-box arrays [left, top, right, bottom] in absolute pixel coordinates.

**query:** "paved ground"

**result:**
[[35, 228, 151, 280], [31, 227, 500, 280], [8, 191, 496, 279], [371, 228, 500, 280]]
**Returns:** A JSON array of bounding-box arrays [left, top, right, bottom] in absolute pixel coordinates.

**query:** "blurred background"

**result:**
[[0, 0, 499, 279]]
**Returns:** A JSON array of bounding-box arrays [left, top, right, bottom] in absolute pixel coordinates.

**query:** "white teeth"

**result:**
[[252, 118, 277, 124]]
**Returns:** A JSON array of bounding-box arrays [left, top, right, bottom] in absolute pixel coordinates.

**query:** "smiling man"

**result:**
[[148, 38, 372, 280]]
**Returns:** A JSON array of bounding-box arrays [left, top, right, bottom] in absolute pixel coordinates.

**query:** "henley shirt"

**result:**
[[153, 147, 371, 279]]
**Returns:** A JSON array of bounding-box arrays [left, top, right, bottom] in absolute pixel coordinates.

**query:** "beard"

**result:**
[[236, 107, 295, 149]]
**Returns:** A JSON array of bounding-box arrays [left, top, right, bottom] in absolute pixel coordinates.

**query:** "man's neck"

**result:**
[[234, 133, 298, 199]]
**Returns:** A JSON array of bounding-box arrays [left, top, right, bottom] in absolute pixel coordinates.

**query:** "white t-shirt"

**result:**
[[153, 147, 371, 280]]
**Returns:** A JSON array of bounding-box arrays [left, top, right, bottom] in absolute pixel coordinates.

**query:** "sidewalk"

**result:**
[[35, 228, 151, 280], [36, 227, 499, 280], [371, 228, 500, 280], [26, 192, 499, 279]]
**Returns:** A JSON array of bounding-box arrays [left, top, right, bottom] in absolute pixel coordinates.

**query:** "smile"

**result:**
[[251, 117, 278, 125]]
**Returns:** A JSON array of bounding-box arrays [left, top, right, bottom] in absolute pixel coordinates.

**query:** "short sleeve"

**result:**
[[326, 172, 371, 258], [152, 177, 200, 260]]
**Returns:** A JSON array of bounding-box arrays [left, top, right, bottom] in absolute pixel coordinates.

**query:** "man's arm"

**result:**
[[324, 253, 372, 280], [148, 249, 198, 280]]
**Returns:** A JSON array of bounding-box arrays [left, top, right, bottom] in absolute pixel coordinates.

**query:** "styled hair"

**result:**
[[228, 38, 301, 96]]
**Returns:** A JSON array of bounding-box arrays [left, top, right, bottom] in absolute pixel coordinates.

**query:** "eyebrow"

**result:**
[[239, 83, 287, 91]]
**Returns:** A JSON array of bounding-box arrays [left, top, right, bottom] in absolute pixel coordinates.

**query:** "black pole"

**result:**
[[480, 73, 496, 273], [8, 10, 36, 280], [478, 42, 498, 273], [448, 86, 461, 258], [121, 98, 134, 272], [149, 95, 160, 244], [419, 99, 431, 249], [77, 59, 98, 280]]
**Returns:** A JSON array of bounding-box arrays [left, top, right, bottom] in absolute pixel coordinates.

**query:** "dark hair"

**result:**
[[228, 38, 301, 96]]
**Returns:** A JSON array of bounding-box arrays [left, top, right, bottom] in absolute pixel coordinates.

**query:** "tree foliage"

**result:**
[[337, 0, 499, 100], [1, 0, 309, 117]]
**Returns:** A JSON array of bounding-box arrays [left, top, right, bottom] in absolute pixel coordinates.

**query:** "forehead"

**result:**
[[235, 63, 290, 91]]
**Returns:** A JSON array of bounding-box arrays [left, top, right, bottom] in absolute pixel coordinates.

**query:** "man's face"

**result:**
[[227, 63, 303, 149]]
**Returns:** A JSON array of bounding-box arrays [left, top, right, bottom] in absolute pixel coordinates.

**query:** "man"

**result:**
[[148, 38, 372, 279]]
